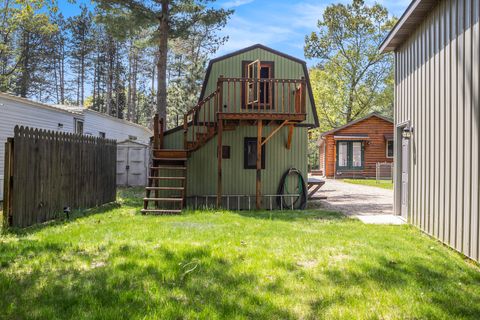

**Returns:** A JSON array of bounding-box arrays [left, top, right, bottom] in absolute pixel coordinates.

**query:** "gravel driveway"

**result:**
[[310, 179, 393, 216]]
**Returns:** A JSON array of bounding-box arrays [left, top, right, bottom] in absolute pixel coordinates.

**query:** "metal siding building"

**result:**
[[381, 0, 480, 262], [162, 45, 317, 206]]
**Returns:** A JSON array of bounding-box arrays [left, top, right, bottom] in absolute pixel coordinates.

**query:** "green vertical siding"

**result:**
[[162, 125, 308, 204], [161, 46, 312, 208], [202, 48, 315, 125], [186, 126, 307, 196]]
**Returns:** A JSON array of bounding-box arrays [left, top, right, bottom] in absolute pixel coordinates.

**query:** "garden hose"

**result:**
[[276, 168, 307, 210]]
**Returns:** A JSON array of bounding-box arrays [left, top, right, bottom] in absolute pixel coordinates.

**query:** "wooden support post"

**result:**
[[261, 120, 288, 146], [217, 119, 223, 208], [153, 113, 160, 150], [300, 76, 306, 114], [217, 75, 224, 116], [159, 117, 164, 149], [286, 124, 294, 149], [3, 138, 13, 227], [256, 120, 263, 209]]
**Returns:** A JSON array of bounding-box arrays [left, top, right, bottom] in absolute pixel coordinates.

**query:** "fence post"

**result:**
[[2, 138, 13, 227]]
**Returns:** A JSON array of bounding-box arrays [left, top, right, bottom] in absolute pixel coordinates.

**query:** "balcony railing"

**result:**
[[216, 76, 307, 121]]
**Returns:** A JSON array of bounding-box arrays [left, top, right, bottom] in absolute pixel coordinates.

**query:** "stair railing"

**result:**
[[183, 88, 220, 150]]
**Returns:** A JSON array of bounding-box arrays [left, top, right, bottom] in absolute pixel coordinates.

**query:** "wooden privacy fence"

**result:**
[[2, 126, 117, 228]]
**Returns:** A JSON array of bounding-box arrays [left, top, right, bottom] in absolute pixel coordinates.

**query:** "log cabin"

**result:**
[[318, 113, 394, 179], [143, 44, 319, 214]]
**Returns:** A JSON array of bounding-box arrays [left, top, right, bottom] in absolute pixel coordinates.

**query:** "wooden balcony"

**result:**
[[216, 77, 307, 122]]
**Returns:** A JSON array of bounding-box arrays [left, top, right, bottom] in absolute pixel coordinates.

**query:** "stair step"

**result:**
[[141, 209, 182, 215], [145, 186, 184, 190], [143, 197, 183, 202], [152, 157, 187, 161], [148, 176, 186, 180], [151, 166, 187, 170]]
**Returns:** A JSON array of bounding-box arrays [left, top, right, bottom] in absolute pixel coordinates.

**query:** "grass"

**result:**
[[1, 188, 480, 319], [343, 178, 394, 190]]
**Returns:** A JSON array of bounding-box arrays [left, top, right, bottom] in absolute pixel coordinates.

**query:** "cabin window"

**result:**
[[99, 132, 106, 138], [244, 137, 265, 169], [75, 119, 84, 135], [336, 141, 364, 169], [242, 61, 274, 109], [386, 140, 394, 158], [218, 145, 231, 159]]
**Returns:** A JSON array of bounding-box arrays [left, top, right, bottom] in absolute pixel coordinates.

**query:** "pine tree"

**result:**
[[67, 5, 94, 106]]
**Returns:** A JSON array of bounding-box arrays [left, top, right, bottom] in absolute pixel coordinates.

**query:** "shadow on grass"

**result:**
[[232, 209, 347, 222], [0, 243, 296, 319], [2, 202, 121, 237], [309, 254, 480, 318]]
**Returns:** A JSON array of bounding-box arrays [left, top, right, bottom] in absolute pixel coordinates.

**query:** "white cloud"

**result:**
[[222, 0, 254, 8]]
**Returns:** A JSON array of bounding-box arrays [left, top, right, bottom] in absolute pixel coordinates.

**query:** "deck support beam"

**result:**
[[286, 124, 294, 150], [256, 120, 263, 209], [261, 120, 289, 146], [217, 119, 223, 208]]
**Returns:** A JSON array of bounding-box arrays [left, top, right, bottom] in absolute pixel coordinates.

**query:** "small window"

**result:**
[[386, 140, 394, 158], [99, 132, 106, 138], [222, 145, 230, 159], [352, 142, 362, 167], [244, 138, 265, 169], [75, 119, 84, 134], [128, 135, 137, 140], [338, 142, 348, 167]]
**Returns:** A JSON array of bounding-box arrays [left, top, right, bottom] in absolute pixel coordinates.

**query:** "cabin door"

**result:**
[[246, 60, 273, 108], [400, 136, 409, 219]]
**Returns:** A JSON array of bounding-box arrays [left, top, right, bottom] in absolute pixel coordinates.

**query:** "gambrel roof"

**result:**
[[198, 43, 319, 128]]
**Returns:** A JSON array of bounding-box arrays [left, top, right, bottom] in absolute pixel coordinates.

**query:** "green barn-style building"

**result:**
[[143, 44, 319, 213]]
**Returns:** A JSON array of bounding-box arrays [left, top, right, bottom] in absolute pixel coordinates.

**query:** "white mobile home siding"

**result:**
[[394, 0, 480, 262], [0, 95, 80, 198], [1, 94, 152, 199], [83, 110, 151, 144]]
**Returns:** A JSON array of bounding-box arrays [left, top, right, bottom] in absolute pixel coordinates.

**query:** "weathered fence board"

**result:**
[[2, 126, 116, 228]]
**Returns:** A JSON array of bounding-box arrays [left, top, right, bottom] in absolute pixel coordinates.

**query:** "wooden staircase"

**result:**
[[142, 91, 220, 215], [141, 150, 188, 215], [142, 75, 308, 213]]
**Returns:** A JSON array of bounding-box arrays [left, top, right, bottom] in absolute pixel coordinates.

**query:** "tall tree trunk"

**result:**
[[19, 31, 30, 97], [80, 55, 85, 106], [106, 38, 114, 115], [132, 48, 138, 122], [114, 47, 121, 118], [59, 45, 65, 104], [126, 42, 132, 121], [156, 0, 169, 127], [93, 56, 97, 110]]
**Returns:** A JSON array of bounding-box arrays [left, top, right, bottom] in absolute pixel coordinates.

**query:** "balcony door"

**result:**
[[242, 60, 274, 109]]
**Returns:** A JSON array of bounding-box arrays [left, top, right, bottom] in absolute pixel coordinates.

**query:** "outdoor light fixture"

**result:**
[[402, 126, 413, 139], [58, 123, 64, 129], [63, 206, 71, 219]]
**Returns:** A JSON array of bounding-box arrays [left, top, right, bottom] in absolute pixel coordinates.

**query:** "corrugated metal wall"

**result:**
[[163, 126, 307, 199], [203, 47, 316, 125], [161, 47, 311, 203], [395, 0, 480, 262]]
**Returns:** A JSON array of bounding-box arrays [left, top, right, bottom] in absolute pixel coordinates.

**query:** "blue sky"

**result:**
[[59, 0, 411, 62]]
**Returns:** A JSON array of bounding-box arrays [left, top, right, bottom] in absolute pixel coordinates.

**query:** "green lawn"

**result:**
[[343, 178, 394, 189], [1, 189, 480, 319]]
